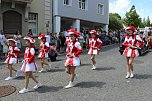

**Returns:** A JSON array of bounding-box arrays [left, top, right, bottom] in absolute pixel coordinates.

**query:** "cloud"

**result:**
[[109, 0, 131, 14]]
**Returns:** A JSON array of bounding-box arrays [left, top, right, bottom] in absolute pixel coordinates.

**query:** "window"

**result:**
[[64, 0, 71, 6], [28, 13, 37, 20], [79, 0, 86, 10], [28, 13, 38, 36], [98, 4, 104, 15]]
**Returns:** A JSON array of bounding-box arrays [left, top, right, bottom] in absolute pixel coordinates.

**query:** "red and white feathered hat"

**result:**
[[8, 39, 17, 43], [126, 26, 135, 32], [67, 29, 81, 37], [67, 29, 76, 35], [90, 30, 98, 35], [24, 36, 35, 43], [76, 31, 81, 37], [67, 29, 77, 36], [38, 33, 48, 39]]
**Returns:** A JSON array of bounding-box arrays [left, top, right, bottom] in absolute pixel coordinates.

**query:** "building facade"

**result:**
[[0, 0, 109, 36], [0, 0, 52, 36], [53, 0, 109, 33]]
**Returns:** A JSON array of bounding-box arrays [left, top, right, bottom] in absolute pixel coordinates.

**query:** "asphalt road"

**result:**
[[0, 45, 152, 101]]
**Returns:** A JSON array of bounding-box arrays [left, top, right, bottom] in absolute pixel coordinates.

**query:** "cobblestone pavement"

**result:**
[[0, 46, 152, 101]]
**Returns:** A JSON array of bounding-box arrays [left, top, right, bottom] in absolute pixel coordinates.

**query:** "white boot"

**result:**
[[125, 72, 130, 79], [33, 83, 42, 89], [5, 76, 14, 81], [75, 74, 79, 80], [92, 65, 96, 70], [130, 71, 134, 78], [39, 68, 44, 73], [65, 81, 74, 89], [19, 88, 30, 94], [46, 64, 51, 71], [16, 70, 21, 77]]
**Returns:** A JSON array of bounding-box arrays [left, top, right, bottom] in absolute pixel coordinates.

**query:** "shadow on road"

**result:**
[[53, 59, 64, 62], [47, 69, 65, 73], [15, 76, 25, 80], [134, 74, 152, 79], [95, 67, 115, 71], [15, 75, 39, 80], [35, 85, 63, 93], [139, 50, 152, 57], [101, 45, 118, 52], [75, 81, 106, 88], [81, 64, 91, 67], [134, 60, 144, 64]]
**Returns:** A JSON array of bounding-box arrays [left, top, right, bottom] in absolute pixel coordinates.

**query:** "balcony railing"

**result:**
[[14, 0, 33, 3], [2, 0, 33, 3]]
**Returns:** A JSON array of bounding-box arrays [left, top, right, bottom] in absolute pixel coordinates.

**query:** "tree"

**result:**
[[143, 17, 146, 25], [123, 5, 142, 28], [146, 16, 151, 27], [139, 18, 146, 28], [112, 13, 122, 20], [109, 13, 123, 31]]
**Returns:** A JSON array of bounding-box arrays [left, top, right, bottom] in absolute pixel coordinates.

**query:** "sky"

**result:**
[[109, 0, 152, 21]]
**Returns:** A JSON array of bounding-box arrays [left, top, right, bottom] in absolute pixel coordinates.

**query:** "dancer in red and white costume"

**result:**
[[64, 29, 82, 88], [19, 36, 42, 94], [38, 33, 50, 72], [88, 30, 103, 70], [4, 39, 20, 80], [65, 30, 79, 45], [123, 26, 144, 79]]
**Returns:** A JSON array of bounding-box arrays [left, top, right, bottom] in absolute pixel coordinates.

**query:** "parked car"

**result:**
[[145, 27, 152, 33], [148, 36, 152, 49]]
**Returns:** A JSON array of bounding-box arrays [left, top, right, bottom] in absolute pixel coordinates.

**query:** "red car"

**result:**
[[148, 39, 152, 48]]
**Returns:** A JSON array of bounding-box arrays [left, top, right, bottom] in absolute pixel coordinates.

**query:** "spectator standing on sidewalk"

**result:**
[[27, 29, 33, 37], [2, 35, 9, 57], [0, 30, 5, 58], [14, 30, 22, 49], [46, 33, 51, 45], [58, 32, 66, 54]]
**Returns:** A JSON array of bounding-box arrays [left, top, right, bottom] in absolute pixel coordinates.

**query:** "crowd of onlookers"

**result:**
[[45, 29, 124, 54], [0, 28, 126, 60]]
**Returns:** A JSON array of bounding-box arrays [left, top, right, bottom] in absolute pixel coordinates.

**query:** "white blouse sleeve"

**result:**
[[136, 35, 142, 42], [97, 38, 102, 43], [30, 48, 35, 55], [14, 47, 20, 51], [45, 42, 50, 47], [75, 42, 82, 49]]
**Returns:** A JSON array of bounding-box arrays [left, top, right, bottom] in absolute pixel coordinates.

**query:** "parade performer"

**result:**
[[64, 29, 82, 89], [19, 36, 42, 94], [38, 33, 50, 72], [123, 26, 144, 79], [88, 30, 103, 70], [4, 39, 20, 80]]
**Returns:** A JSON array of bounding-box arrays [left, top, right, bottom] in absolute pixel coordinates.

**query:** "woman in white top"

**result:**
[[14, 30, 22, 49]]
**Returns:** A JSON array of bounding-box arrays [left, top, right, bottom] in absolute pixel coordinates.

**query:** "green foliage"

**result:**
[[146, 16, 151, 27], [124, 5, 141, 28], [109, 13, 123, 31]]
